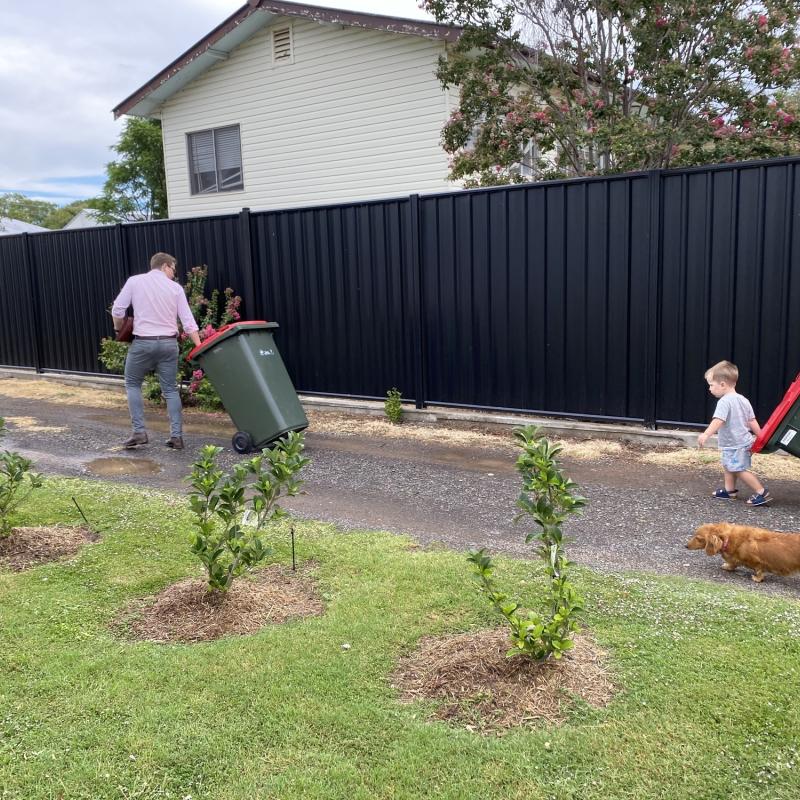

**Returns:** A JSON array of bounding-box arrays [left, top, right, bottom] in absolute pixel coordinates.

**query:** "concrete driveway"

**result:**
[[3, 373, 800, 597]]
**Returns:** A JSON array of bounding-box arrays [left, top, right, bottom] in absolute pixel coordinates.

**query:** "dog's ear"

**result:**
[[705, 534, 723, 556]]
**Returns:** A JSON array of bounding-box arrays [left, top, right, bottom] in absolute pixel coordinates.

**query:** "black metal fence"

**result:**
[[2, 155, 799, 428]]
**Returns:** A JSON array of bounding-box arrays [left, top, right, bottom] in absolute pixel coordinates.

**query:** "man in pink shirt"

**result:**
[[111, 252, 201, 450]]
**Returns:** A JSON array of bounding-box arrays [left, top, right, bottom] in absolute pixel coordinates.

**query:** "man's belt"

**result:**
[[133, 334, 178, 340]]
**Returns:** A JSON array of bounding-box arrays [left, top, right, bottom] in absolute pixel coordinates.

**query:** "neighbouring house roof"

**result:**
[[113, 0, 461, 119], [63, 208, 107, 229], [0, 217, 48, 235]]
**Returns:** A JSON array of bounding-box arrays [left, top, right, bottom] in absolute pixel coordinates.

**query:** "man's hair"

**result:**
[[705, 360, 739, 385], [150, 252, 177, 269]]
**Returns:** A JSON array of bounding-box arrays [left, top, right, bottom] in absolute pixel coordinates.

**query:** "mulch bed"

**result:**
[[392, 627, 615, 733], [117, 562, 324, 643], [0, 525, 99, 571]]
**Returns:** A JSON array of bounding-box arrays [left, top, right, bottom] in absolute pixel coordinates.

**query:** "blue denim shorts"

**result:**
[[720, 446, 752, 473]]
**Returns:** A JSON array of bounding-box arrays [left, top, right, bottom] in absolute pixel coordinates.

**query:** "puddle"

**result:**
[[84, 457, 162, 477]]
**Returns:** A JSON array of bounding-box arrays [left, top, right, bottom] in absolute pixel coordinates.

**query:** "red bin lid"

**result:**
[[752, 372, 800, 453], [187, 320, 275, 362]]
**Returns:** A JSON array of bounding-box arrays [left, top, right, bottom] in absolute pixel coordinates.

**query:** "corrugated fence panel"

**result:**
[[419, 174, 652, 420], [249, 199, 418, 399], [2, 156, 799, 427], [121, 215, 246, 313], [0, 234, 38, 368], [28, 226, 124, 373], [657, 160, 800, 425]]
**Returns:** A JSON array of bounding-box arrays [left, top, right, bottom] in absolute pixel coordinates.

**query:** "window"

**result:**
[[187, 125, 243, 194]]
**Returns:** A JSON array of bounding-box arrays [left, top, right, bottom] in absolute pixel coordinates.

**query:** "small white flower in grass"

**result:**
[[129, 754, 136, 761], [341, 643, 351, 651], [544, 741, 551, 750]]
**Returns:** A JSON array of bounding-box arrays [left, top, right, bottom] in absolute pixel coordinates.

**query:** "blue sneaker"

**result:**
[[746, 490, 772, 507], [712, 488, 738, 500]]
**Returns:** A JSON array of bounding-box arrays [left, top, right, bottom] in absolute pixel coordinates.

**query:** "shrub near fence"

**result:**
[[2, 156, 799, 428]]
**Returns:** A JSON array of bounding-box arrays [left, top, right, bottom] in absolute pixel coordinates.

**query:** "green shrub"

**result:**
[[468, 426, 585, 660], [98, 338, 128, 374], [384, 388, 403, 424], [187, 432, 309, 592], [0, 450, 43, 537]]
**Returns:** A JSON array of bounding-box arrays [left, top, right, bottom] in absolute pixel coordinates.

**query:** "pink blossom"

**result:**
[[192, 369, 203, 380], [533, 111, 549, 122], [594, 99, 605, 110], [655, 17, 667, 28]]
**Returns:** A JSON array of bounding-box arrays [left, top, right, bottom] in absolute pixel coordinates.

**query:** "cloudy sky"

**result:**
[[0, 0, 436, 206]]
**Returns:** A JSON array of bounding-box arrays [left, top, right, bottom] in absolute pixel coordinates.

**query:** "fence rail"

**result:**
[[2, 155, 799, 428]]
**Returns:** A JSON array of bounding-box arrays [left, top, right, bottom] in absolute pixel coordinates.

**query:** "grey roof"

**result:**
[[0, 217, 49, 235], [113, 0, 461, 119], [63, 208, 107, 229]]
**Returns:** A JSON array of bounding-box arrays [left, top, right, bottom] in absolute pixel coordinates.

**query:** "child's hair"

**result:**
[[705, 360, 739, 385]]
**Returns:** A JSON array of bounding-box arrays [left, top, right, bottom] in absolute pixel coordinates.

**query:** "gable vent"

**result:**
[[272, 26, 293, 64]]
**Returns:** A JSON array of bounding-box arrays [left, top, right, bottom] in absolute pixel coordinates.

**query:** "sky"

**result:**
[[0, 0, 436, 207]]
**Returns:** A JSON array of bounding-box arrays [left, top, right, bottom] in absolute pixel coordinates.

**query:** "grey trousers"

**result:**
[[123, 338, 182, 438]]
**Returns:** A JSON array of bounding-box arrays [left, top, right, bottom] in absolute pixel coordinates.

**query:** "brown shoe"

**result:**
[[123, 432, 148, 449], [165, 436, 184, 450]]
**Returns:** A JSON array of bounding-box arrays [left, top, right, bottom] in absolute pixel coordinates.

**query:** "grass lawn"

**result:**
[[2, 478, 800, 799]]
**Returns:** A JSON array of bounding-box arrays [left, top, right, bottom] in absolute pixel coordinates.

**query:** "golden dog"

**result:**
[[686, 523, 800, 583]]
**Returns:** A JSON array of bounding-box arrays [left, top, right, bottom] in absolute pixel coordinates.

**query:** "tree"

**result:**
[[0, 193, 58, 227], [92, 118, 167, 222], [423, 0, 800, 186]]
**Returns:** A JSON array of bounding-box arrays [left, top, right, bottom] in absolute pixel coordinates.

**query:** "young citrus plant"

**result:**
[[0, 450, 44, 537], [468, 426, 585, 660], [188, 431, 309, 592], [384, 388, 403, 424]]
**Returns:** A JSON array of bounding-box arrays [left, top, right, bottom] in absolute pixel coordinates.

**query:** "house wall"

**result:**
[[159, 16, 454, 217]]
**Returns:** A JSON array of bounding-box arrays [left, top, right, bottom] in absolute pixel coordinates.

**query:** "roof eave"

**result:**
[[113, 0, 461, 119]]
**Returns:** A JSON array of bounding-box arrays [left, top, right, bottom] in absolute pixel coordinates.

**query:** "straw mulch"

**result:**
[[117, 563, 324, 643], [0, 525, 98, 571], [392, 627, 615, 733]]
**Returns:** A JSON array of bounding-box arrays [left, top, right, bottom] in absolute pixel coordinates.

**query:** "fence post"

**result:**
[[408, 194, 427, 409], [20, 233, 44, 373], [644, 170, 663, 429], [238, 207, 257, 318]]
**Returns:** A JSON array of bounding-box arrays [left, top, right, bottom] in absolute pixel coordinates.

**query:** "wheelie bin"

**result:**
[[188, 320, 308, 453], [752, 372, 800, 457]]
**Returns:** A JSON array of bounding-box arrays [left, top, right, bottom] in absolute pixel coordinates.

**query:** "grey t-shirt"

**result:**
[[713, 392, 755, 449]]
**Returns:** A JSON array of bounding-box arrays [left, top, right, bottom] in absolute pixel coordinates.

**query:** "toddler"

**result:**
[[697, 360, 771, 506]]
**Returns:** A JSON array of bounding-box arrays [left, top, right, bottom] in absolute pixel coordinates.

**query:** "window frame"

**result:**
[[186, 124, 244, 195]]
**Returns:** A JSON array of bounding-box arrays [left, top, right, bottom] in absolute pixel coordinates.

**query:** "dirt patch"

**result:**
[[392, 627, 615, 733], [0, 526, 99, 571], [3, 416, 69, 434], [305, 410, 626, 461], [0, 378, 126, 409], [642, 447, 800, 482], [117, 563, 324, 643]]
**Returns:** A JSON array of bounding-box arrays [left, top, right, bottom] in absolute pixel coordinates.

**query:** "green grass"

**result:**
[[2, 478, 800, 799]]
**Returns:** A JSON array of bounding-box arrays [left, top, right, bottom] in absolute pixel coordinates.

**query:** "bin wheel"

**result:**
[[232, 431, 254, 454]]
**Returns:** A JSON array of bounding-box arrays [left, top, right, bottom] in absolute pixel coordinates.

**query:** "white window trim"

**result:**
[[186, 124, 245, 195]]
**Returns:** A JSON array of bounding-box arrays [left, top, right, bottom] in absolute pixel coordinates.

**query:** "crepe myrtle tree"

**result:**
[[423, 0, 800, 186]]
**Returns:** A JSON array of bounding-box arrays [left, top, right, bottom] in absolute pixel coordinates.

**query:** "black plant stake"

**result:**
[[291, 525, 296, 572], [72, 497, 94, 532]]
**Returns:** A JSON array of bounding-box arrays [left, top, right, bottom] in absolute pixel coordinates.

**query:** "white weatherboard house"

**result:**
[[113, 1, 461, 219]]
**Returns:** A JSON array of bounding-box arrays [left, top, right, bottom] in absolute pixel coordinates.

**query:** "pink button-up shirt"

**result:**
[[112, 269, 199, 337]]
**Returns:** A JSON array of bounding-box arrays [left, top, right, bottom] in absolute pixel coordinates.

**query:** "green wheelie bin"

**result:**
[[188, 320, 308, 454]]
